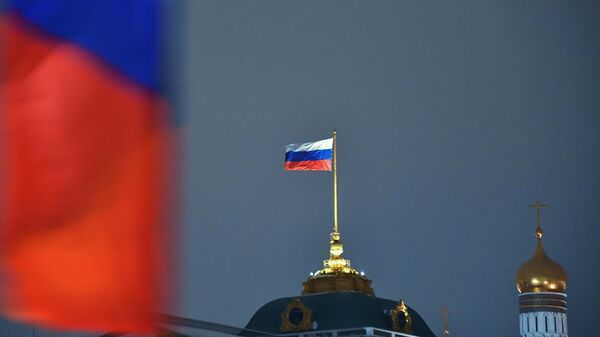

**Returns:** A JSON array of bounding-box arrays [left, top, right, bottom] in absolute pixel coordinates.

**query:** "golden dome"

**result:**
[[515, 227, 567, 293]]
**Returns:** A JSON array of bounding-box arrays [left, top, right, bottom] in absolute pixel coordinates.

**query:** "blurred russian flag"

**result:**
[[0, 0, 177, 333]]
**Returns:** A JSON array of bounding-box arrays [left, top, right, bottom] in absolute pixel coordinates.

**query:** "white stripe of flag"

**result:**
[[285, 138, 333, 153]]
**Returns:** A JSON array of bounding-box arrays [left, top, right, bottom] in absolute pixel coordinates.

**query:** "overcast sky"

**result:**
[[2, 1, 600, 337]]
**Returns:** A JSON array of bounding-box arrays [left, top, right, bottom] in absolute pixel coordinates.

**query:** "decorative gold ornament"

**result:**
[[280, 298, 312, 332], [302, 270, 374, 295], [515, 201, 567, 293], [391, 300, 412, 334], [321, 231, 356, 274]]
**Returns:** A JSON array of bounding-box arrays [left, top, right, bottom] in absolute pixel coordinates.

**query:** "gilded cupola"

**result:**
[[515, 201, 567, 293], [302, 230, 374, 295]]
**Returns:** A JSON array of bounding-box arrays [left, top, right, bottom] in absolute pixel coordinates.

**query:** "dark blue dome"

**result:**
[[243, 292, 437, 337]]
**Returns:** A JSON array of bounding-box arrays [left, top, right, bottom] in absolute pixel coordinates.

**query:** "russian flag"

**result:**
[[285, 138, 333, 171], [0, 0, 175, 333]]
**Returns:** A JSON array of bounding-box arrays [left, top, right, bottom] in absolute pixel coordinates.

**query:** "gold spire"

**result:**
[[516, 200, 567, 293], [329, 129, 344, 258], [302, 130, 374, 295], [333, 129, 338, 234], [442, 307, 450, 337]]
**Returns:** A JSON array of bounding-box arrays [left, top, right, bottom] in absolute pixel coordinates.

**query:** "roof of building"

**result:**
[[516, 236, 567, 293], [243, 292, 437, 337]]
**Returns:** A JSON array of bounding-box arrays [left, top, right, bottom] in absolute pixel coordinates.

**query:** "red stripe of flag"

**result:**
[[285, 160, 332, 171]]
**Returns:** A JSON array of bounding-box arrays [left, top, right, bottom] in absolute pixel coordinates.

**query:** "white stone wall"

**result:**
[[519, 312, 567, 337]]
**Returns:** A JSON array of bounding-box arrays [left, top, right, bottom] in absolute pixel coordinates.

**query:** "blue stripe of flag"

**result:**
[[10, 0, 160, 91], [285, 149, 332, 162]]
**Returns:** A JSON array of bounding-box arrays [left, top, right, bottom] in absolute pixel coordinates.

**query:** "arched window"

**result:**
[[535, 316, 538, 332], [554, 316, 557, 333]]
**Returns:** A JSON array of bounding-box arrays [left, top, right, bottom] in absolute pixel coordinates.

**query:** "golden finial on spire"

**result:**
[[442, 306, 450, 337], [529, 200, 547, 239]]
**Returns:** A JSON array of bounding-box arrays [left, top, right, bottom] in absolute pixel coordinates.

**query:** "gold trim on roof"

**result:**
[[391, 300, 412, 334], [280, 298, 312, 332]]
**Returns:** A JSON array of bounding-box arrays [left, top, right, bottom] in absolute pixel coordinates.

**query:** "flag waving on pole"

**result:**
[[284, 138, 333, 171], [284, 131, 340, 240]]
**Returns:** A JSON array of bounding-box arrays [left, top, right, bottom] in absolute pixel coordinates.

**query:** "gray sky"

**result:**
[[2, 1, 600, 336]]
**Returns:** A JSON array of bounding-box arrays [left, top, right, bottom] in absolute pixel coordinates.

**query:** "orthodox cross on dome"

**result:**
[[442, 306, 450, 337], [529, 200, 548, 239]]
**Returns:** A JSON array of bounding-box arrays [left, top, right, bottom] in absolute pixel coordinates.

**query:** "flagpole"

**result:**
[[333, 129, 338, 234]]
